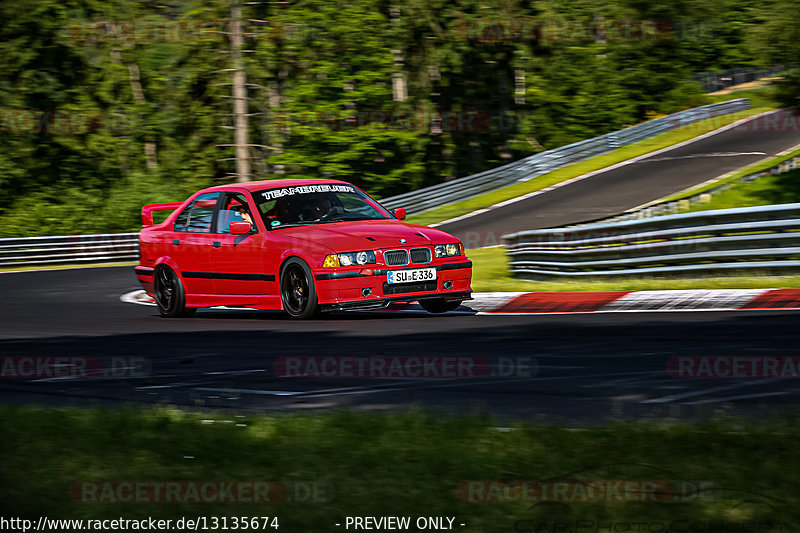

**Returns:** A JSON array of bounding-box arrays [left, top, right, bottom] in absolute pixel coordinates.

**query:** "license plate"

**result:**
[[387, 268, 437, 284]]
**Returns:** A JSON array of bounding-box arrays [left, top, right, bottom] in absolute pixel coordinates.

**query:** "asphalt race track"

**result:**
[[1, 267, 798, 423], [4, 113, 800, 422], [438, 109, 800, 247]]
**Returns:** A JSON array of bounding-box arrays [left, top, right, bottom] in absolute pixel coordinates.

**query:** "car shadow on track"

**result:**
[[182, 307, 478, 321]]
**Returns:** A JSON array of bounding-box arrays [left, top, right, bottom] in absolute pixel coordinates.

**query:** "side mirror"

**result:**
[[393, 208, 406, 220], [229, 221, 252, 234]]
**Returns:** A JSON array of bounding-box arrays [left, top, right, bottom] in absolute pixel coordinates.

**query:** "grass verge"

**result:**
[[707, 85, 780, 108], [468, 246, 800, 292], [406, 107, 773, 227], [707, 85, 781, 108], [1, 407, 798, 530], [678, 168, 800, 214]]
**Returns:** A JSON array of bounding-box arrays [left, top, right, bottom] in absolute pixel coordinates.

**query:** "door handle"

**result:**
[[172, 239, 180, 245], [212, 241, 221, 248]]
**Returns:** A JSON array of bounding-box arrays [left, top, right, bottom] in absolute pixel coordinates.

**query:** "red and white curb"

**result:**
[[483, 289, 800, 314], [120, 288, 800, 314]]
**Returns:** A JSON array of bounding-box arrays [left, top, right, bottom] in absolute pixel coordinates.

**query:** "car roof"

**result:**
[[198, 179, 353, 194]]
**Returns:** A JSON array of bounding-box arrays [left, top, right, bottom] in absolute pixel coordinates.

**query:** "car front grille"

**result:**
[[384, 249, 409, 266], [410, 247, 432, 264], [382, 280, 437, 295]]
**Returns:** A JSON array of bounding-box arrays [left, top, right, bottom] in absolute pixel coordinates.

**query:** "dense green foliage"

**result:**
[[0, 0, 788, 236], [748, 0, 800, 109]]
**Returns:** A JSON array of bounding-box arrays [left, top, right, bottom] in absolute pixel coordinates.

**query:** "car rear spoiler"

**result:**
[[141, 202, 183, 227]]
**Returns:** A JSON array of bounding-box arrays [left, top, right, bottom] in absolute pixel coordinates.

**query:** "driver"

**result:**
[[234, 206, 253, 226], [308, 195, 332, 221]]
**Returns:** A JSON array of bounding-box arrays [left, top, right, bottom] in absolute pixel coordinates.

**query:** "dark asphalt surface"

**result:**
[[438, 109, 800, 247], [2, 267, 799, 422]]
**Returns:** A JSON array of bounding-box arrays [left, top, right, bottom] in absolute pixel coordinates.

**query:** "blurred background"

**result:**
[[0, 0, 797, 237]]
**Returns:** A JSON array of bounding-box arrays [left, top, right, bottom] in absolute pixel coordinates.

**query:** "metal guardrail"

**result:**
[[502, 203, 800, 278], [0, 233, 139, 268], [693, 66, 783, 93], [381, 99, 750, 215]]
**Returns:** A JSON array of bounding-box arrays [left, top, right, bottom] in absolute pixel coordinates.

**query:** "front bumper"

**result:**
[[314, 260, 473, 310], [321, 291, 472, 312]]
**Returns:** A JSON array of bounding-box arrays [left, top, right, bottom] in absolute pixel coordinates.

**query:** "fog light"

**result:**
[[362, 288, 372, 297], [443, 280, 453, 290]]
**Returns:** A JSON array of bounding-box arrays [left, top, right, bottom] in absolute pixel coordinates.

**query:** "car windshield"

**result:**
[[254, 184, 392, 229]]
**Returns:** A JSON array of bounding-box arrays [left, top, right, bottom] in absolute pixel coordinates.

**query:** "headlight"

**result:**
[[336, 250, 376, 267], [435, 243, 462, 258]]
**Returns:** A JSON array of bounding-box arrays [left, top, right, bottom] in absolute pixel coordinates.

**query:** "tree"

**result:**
[[749, 0, 800, 108]]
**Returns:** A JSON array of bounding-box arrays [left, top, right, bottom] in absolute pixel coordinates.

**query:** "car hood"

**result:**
[[273, 219, 458, 251]]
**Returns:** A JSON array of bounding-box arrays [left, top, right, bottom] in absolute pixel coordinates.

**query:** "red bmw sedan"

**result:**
[[135, 179, 472, 319]]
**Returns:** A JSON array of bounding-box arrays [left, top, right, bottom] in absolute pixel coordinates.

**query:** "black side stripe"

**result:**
[[183, 271, 276, 282], [134, 267, 154, 277], [314, 261, 472, 281]]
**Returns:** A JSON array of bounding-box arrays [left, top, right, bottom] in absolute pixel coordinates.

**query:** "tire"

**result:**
[[154, 265, 196, 318], [419, 298, 463, 314], [280, 258, 320, 319]]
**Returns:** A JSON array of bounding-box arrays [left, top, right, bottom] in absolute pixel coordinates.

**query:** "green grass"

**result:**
[[1, 407, 798, 530], [679, 168, 800, 214], [708, 85, 781, 109], [406, 107, 774, 227], [468, 246, 800, 292]]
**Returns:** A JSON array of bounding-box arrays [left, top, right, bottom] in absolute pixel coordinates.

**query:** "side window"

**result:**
[[216, 193, 257, 234], [174, 193, 220, 233]]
